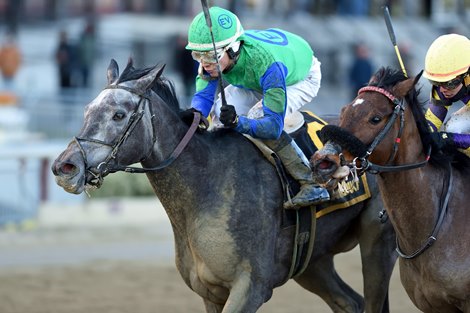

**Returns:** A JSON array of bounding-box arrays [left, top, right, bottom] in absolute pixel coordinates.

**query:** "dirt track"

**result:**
[[0, 227, 420, 313]]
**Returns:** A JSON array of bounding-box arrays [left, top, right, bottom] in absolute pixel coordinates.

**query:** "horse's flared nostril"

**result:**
[[60, 162, 77, 175], [52, 160, 78, 177], [318, 159, 334, 170]]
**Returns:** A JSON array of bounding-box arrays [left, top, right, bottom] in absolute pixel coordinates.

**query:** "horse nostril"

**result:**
[[56, 162, 77, 176], [318, 160, 333, 170], [59, 163, 77, 175]]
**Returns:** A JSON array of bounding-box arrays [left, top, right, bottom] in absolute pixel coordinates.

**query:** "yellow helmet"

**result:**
[[423, 34, 470, 82]]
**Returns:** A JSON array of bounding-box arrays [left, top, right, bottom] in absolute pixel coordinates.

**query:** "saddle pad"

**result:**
[[294, 111, 371, 218], [315, 174, 371, 218]]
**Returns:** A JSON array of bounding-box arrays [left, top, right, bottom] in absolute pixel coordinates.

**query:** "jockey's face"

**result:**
[[200, 51, 231, 77], [429, 74, 465, 98], [439, 83, 463, 98]]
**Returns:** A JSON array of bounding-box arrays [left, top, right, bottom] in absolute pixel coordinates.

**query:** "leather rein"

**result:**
[[345, 85, 453, 259], [74, 84, 201, 187]]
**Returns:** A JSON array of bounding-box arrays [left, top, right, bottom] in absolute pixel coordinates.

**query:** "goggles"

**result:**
[[428, 75, 464, 90], [191, 48, 225, 63]]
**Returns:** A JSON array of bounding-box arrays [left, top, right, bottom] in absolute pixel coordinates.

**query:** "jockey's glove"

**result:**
[[220, 104, 239, 128], [179, 108, 208, 130], [430, 131, 455, 152]]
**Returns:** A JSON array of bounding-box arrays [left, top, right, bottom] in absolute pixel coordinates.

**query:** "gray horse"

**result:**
[[51, 59, 396, 313]]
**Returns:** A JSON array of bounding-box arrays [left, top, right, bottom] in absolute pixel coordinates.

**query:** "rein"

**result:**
[[395, 162, 454, 259], [348, 86, 431, 175], [74, 84, 201, 186]]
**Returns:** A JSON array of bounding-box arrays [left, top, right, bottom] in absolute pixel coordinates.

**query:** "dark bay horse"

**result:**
[[311, 67, 470, 313], [51, 59, 396, 313]]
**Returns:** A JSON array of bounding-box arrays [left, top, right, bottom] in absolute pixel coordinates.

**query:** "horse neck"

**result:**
[[136, 100, 208, 232], [377, 110, 445, 253]]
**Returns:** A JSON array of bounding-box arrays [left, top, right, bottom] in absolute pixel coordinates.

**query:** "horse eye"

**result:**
[[113, 111, 126, 121], [370, 116, 382, 125]]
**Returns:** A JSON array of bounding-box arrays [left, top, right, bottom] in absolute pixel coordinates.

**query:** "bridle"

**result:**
[[344, 86, 431, 176], [74, 84, 202, 187], [342, 85, 453, 259]]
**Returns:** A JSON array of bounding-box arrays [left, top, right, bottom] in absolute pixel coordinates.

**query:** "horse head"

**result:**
[[311, 67, 424, 183], [52, 58, 173, 194]]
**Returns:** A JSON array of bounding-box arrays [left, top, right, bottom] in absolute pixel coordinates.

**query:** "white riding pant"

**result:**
[[211, 56, 321, 130], [444, 105, 470, 134], [443, 105, 470, 157]]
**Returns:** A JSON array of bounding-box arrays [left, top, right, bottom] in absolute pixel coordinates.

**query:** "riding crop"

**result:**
[[200, 0, 228, 106], [383, 6, 408, 77]]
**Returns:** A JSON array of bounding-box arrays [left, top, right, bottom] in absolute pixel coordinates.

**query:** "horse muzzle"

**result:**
[[52, 158, 87, 194], [311, 141, 352, 189]]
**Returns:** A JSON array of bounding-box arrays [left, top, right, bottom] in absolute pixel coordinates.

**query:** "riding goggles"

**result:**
[[428, 75, 464, 90], [191, 48, 225, 63]]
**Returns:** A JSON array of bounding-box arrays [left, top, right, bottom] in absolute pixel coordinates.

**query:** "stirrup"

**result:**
[[283, 187, 330, 210]]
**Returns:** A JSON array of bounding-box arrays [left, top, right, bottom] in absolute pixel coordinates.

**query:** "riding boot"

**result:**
[[264, 132, 330, 210]]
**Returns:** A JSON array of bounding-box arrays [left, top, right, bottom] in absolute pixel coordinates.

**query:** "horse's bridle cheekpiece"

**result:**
[[350, 86, 431, 175], [74, 84, 201, 188]]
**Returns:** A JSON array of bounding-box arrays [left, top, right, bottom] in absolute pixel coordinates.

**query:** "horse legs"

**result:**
[[205, 271, 267, 313], [358, 199, 398, 313], [294, 255, 364, 313], [203, 299, 224, 313]]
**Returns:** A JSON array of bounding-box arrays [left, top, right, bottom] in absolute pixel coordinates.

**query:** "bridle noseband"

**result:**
[[344, 86, 431, 176], [74, 84, 201, 188]]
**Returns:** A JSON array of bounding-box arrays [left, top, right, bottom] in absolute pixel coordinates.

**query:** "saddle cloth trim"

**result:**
[[315, 175, 371, 218]]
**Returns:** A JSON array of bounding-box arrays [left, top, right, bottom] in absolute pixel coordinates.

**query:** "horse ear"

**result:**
[[135, 64, 166, 92], [126, 57, 133, 68], [107, 59, 119, 85], [414, 70, 423, 85], [393, 73, 420, 98], [122, 57, 134, 76]]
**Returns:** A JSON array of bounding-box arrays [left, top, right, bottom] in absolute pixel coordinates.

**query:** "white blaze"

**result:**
[[353, 98, 365, 107]]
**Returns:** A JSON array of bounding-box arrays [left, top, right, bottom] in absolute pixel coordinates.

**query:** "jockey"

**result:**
[[423, 33, 470, 156], [180, 6, 329, 209]]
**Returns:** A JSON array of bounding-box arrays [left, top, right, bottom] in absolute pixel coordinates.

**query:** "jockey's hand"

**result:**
[[220, 105, 239, 128], [179, 108, 208, 130], [430, 131, 455, 152]]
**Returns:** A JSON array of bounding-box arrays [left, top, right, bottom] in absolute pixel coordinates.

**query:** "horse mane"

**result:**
[[116, 61, 181, 113], [370, 67, 470, 171]]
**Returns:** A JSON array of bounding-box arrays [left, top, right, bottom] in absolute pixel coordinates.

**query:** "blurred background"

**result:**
[[0, 1, 468, 312], [0, 0, 469, 231]]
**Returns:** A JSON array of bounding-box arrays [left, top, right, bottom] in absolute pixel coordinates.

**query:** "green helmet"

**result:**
[[186, 6, 244, 51]]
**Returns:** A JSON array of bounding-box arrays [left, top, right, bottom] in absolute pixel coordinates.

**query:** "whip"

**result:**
[[383, 6, 408, 77], [200, 0, 228, 106]]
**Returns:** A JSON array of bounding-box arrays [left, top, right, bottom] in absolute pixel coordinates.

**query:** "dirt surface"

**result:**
[[0, 227, 421, 313]]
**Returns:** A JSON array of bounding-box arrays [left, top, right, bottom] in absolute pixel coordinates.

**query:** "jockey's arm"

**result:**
[[191, 77, 218, 117], [425, 103, 448, 132], [234, 64, 287, 139], [425, 87, 450, 132], [425, 87, 470, 151], [235, 105, 284, 139], [451, 133, 470, 150]]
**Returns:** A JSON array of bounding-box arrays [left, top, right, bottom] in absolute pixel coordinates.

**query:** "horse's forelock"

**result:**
[[370, 67, 406, 90]]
